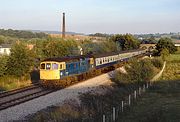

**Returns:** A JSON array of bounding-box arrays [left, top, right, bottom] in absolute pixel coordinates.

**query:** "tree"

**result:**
[[80, 39, 120, 55], [156, 38, 177, 55], [80, 40, 95, 55], [0, 29, 48, 39], [0, 35, 5, 44], [114, 59, 155, 85], [42, 39, 79, 58], [0, 55, 8, 77], [160, 48, 170, 61], [110, 34, 140, 50], [100, 40, 120, 52], [6, 42, 35, 77]]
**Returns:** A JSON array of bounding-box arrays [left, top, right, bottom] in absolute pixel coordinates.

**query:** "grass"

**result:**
[[160, 49, 180, 80], [118, 80, 180, 122], [0, 76, 31, 91]]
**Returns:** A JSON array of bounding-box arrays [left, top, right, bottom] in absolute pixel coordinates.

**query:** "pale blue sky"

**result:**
[[0, 0, 180, 34]]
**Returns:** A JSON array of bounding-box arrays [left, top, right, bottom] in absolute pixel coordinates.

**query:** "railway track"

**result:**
[[0, 84, 39, 98], [0, 84, 56, 111]]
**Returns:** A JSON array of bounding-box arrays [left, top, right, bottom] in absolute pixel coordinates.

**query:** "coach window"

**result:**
[[46, 63, 51, 70], [52, 63, 58, 70], [100, 60, 102, 64], [40, 63, 45, 69]]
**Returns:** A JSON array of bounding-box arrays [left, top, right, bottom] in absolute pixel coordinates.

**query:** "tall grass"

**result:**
[[0, 75, 31, 91], [161, 48, 180, 80]]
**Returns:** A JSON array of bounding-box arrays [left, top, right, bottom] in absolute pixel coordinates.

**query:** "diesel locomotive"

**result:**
[[40, 49, 147, 88]]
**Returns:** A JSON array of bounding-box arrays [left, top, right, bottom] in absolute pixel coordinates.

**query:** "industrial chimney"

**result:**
[[62, 12, 65, 38]]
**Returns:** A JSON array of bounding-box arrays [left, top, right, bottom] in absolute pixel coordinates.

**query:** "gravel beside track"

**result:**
[[0, 69, 123, 122]]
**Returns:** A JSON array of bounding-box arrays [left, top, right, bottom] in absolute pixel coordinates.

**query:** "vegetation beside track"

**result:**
[[161, 47, 180, 80], [118, 48, 180, 121], [0, 76, 31, 91]]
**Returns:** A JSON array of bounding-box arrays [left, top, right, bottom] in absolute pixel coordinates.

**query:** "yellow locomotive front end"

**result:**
[[40, 61, 66, 80]]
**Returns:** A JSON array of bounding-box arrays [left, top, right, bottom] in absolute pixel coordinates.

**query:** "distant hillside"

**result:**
[[30, 30, 84, 35], [0, 29, 48, 39]]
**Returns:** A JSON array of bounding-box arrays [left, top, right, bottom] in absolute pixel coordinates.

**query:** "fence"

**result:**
[[70, 62, 166, 122], [76, 82, 152, 122]]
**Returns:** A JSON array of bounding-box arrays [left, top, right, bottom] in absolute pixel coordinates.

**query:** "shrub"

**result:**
[[113, 59, 156, 85], [151, 58, 163, 69], [0, 55, 8, 77], [6, 42, 35, 77], [113, 71, 132, 85]]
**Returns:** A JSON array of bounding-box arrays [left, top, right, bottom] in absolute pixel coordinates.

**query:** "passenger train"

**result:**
[[40, 49, 147, 88]]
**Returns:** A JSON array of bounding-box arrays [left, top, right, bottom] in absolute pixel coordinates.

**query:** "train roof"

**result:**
[[92, 49, 145, 58], [42, 49, 145, 62], [42, 55, 93, 62]]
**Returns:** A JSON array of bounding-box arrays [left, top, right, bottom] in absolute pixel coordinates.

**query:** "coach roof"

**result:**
[[42, 55, 93, 62]]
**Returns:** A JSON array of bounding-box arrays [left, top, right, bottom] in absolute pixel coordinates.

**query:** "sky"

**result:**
[[0, 0, 180, 34]]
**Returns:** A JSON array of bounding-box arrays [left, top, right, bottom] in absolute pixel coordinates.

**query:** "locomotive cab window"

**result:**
[[46, 63, 51, 70], [40, 63, 45, 69], [60, 64, 63, 69], [52, 63, 58, 70]]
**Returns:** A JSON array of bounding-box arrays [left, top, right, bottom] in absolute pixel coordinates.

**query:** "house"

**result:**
[[174, 40, 180, 47], [0, 44, 11, 55]]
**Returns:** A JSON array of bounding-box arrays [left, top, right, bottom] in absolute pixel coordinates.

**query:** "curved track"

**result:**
[[0, 84, 56, 111]]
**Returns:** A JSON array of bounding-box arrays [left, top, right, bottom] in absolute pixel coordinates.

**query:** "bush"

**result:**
[[113, 71, 132, 85], [151, 58, 163, 69], [0, 55, 8, 77], [113, 59, 156, 85], [156, 38, 177, 55], [6, 42, 35, 77]]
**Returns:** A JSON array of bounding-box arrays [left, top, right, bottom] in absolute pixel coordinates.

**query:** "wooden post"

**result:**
[[139, 87, 141, 95], [128, 95, 131, 106], [103, 115, 106, 122], [146, 82, 149, 89], [113, 107, 116, 121], [143, 85, 146, 92], [121, 101, 124, 112], [134, 90, 137, 99]]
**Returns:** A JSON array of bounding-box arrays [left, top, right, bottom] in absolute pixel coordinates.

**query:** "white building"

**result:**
[[175, 44, 180, 47], [0, 44, 11, 55]]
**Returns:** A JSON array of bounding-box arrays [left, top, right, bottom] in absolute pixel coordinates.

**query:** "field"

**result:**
[[117, 48, 180, 121], [161, 47, 180, 80], [118, 80, 180, 122]]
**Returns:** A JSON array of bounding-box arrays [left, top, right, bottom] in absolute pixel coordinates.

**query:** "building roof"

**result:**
[[174, 40, 180, 44]]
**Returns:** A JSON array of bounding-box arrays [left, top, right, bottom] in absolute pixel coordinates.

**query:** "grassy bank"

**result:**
[[161, 49, 180, 80], [118, 48, 180, 121], [118, 80, 180, 122]]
